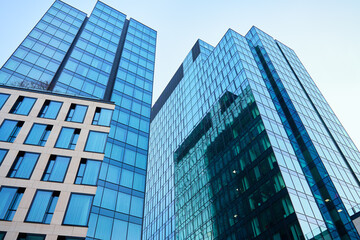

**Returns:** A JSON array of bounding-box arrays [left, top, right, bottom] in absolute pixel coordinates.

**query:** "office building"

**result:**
[[144, 28, 360, 239], [0, 0, 156, 239], [0, 85, 114, 239]]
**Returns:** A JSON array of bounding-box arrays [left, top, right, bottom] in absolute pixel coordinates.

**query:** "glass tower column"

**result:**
[[0, 1, 156, 239], [145, 27, 360, 239], [53, 2, 126, 99], [51, 2, 156, 239], [0, 1, 86, 88]]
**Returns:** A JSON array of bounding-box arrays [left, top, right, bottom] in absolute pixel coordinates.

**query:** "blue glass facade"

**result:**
[[53, 2, 126, 98], [0, 1, 86, 88], [0, 1, 155, 239], [145, 28, 360, 239]]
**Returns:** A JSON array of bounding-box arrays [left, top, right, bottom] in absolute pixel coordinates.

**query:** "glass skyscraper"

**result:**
[[0, 1, 155, 239], [144, 28, 360, 239]]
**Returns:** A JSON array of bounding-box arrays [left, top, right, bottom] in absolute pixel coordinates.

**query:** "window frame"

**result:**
[[0, 186, 25, 221], [57, 237, 85, 240], [74, 158, 101, 186], [0, 149, 9, 166], [0, 120, 24, 143], [62, 193, 94, 227], [7, 151, 40, 179], [55, 127, 81, 150], [25, 190, 59, 224], [42, 155, 71, 183], [92, 107, 112, 126], [17, 233, 46, 240], [84, 130, 108, 153], [38, 100, 63, 119], [0, 93, 10, 110], [65, 104, 88, 123], [9, 96, 36, 116], [24, 123, 53, 146]]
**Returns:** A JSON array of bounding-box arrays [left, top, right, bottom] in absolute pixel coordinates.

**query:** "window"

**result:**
[[17, 233, 45, 240], [42, 155, 71, 182], [63, 194, 93, 226], [133, 173, 145, 192], [0, 149, 8, 166], [128, 223, 142, 240], [75, 159, 101, 185], [38, 100, 62, 119], [26, 190, 59, 224], [8, 152, 40, 179], [25, 124, 52, 146], [9, 96, 36, 115], [0, 232, 6, 240], [0, 120, 24, 142], [84, 131, 107, 153], [55, 128, 80, 150], [0, 187, 24, 221], [92, 107, 112, 126], [0, 93, 9, 110], [65, 104, 88, 123], [57, 237, 85, 240]]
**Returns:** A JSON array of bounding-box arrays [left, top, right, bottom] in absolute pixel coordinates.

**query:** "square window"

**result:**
[[38, 100, 62, 119], [0, 149, 8, 166], [0, 187, 24, 221], [66, 104, 88, 123], [26, 190, 59, 224], [7, 152, 40, 179], [63, 194, 93, 226], [25, 124, 52, 146], [17, 233, 45, 240], [0, 120, 24, 142], [0, 93, 10, 109], [75, 158, 101, 186], [55, 127, 80, 150], [84, 131, 107, 153], [9, 96, 36, 115], [42, 155, 71, 183], [57, 237, 85, 240], [92, 107, 112, 126]]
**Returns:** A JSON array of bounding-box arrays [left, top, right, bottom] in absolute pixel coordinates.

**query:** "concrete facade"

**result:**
[[0, 85, 114, 240]]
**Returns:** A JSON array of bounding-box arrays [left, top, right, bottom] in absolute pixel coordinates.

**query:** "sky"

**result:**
[[0, 0, 359, 148]]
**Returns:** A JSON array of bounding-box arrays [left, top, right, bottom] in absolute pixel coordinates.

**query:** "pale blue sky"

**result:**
[[0, 0, 359, 147]]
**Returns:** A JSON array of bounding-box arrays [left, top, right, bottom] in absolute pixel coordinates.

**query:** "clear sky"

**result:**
[[0, 0, 359, 148]]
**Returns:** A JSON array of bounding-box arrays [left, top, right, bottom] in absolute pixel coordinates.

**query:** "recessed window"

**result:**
[[17, 233, 45, 240], [0, 187, 24, 221], [9, 96, 36, 115], [0, 149, 8, 166], [57, 237, 85, 240], [25, 124, 52, 146], [42, 155, 71, 183], [38, 100, 62, 119], [0, 93, 9, 110], [84, 131, 107, 153], [55, 127, 80, 150], [92, 107, 112, 126], [0, 231, 6, 240], [7, 152, 40, 179], [63, 194, 93, 226], [26, 190, 59, 224], [75, 159, 101, 186], [0, 120, 24, 142], [65, 104, 88, 123]]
